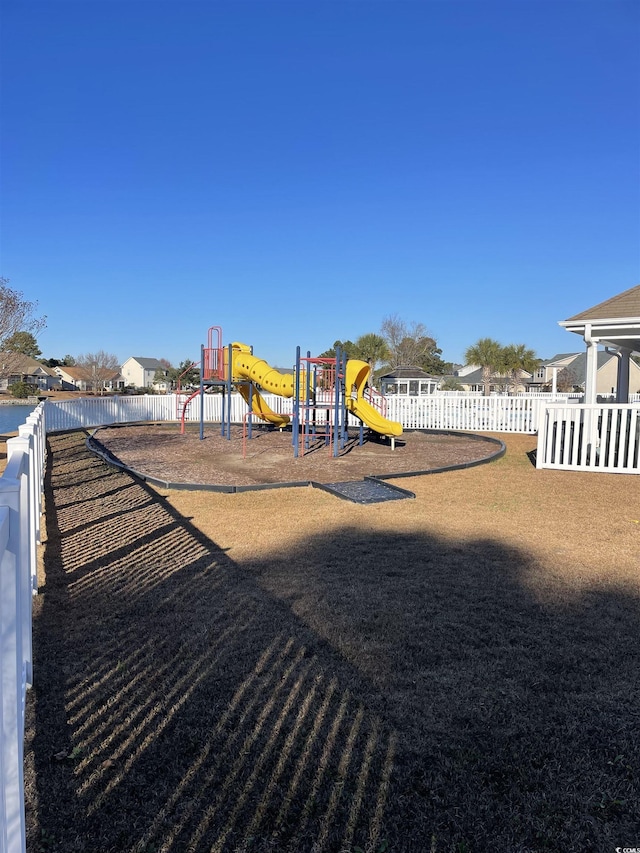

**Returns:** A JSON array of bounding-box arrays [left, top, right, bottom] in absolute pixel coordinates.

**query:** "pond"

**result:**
[[0, 404, 37, 435]]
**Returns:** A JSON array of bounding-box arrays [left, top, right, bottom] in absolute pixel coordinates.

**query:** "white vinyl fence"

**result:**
[[2, 391, 640, 852], [1, 404, 46, 853], [43, 392, 548, 434], [536, 403, 640, 474]]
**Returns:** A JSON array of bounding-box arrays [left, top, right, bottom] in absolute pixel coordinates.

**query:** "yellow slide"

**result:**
[[227, 343, 401, 437], [345, 360, 403, 437], [228, 342, 293, 428]]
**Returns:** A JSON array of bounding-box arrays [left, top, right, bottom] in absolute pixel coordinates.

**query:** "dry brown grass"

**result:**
[[25, 430, 639, 853]]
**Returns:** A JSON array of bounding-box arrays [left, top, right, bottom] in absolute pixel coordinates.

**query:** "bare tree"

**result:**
[[76, 350, 120, 394], [554, 366, 581, 393], [0, 277, 46, 380], [380, 315, 442, 370]]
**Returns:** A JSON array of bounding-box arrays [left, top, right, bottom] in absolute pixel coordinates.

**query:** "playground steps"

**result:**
[[316, 477, 415, 504]]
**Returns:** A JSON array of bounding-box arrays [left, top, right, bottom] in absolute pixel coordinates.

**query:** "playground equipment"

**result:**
[[181, 326, 402, 455], [345, 359, 403, 438]]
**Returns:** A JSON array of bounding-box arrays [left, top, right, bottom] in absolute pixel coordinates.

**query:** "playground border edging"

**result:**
[[83, 425, 507, 501]]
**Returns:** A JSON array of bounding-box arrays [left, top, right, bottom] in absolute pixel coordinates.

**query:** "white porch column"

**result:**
[[616, 347, 632, 403], [584, 325, 599, 404]]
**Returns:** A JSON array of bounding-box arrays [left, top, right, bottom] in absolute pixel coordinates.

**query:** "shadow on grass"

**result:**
[[27, 431, 639, 853]]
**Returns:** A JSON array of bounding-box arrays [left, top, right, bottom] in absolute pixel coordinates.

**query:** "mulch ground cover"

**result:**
[[91, 423, 503, 487], [24, 429, 640, 853]]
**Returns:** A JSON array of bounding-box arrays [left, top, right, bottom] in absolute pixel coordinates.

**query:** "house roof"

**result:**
[[542, 353, 581, 365], [127, 357, 166, 369], [56, 365, 122, 382], [0, 352, 57, 376], [379, 366, 436, 380], [456, 367, 502, 385], [556, 352, 614, 376], [560, 285, 640, 353], [56, 365, 92, 381], [565, 284, 640, 322], [458, 367, 534, 385]]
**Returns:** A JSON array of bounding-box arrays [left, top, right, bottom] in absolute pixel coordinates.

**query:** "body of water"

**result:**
[[0, 404, 36, 435]]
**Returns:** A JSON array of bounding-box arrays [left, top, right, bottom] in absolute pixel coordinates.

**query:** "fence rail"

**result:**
[[1, 403, 46, 853]]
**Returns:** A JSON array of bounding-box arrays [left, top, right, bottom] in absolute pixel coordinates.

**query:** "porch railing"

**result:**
[[536, 403, 640, 473]]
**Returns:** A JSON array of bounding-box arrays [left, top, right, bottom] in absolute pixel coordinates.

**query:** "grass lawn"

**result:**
[[25, 430, 640, 852]]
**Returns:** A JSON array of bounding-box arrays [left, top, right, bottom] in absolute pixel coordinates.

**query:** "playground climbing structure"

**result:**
[[182, 326, 403, 453]]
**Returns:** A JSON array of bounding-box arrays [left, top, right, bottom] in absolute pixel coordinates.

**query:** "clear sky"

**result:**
[[2, 0, 639, 370]]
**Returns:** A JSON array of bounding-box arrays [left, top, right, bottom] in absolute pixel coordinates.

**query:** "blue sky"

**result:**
[[2, 0, 639, 370]]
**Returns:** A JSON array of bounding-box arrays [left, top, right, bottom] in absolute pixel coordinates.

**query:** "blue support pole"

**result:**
[[339, 349, 349, 450], [333, 347, 341, 457], [225, 343, 233, 440], [247, 344, 254, 441]]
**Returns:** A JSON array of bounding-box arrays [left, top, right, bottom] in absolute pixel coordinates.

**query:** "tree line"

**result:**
[[318, 314, 454, 377], [319, 316, 542, 396], [2, 277, 545, 398], [463, 337, 540, 396]]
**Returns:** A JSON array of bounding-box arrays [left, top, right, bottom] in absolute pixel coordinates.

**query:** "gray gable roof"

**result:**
[[0, 352, 57, 376], [543, 353, 581, 364], [542, 352, 619, 380], [566, 284, 640, 322], [131, 357, 166, 370], [379, 366, 436, 380]]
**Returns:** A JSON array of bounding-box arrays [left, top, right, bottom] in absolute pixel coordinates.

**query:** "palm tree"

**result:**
[[464, 337, 503, 396], [501, 344, 540, 394], [354, 333, 390, 378]]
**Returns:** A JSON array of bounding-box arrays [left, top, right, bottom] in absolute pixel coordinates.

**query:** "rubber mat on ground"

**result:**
[[316, 478, 415, 504]]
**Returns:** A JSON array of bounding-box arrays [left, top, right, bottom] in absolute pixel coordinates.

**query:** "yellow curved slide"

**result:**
[[236, 384, 290, 428], [227, 343, 401, 437], [345, 360, 403, 437], [229, 342, 292, 428]]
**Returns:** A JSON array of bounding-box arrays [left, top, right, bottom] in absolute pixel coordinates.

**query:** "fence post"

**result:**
[[0, 475, 27, 853], [536, 401, 549, 468]]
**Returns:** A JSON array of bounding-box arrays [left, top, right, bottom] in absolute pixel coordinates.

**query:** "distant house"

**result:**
[[528, 351, 640, 396], [121, 357, 170, 390], [54, 365, 91, 391], [379, 367, 440, 396], [54, 365, 125, 393], [0, 353, 59, 392], [453, 365, 534, 394]]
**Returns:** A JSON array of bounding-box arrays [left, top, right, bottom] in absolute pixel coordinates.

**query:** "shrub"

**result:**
[[8, 381, 38, 398]]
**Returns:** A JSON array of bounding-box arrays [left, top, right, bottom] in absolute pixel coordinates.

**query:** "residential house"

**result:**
[[0, 353, 59, 392], [121, 357, 170, 391], [55, 365, 91, 391], [528, 351, 640, 396], [453, 365, 534, 394], [379, 367, 440, 396], [54, 365, 125, 393]]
